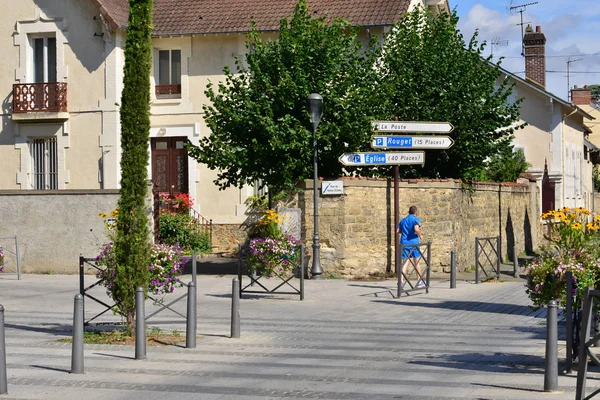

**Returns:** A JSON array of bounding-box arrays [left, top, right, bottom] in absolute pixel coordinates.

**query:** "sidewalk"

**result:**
[[0, 271, 596, 399]]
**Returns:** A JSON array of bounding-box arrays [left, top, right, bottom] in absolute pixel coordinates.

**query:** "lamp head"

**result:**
[[307, 93, 323, 129]]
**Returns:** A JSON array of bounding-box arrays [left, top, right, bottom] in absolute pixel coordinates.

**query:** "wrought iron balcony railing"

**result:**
[[13, 82, 68, 113], [155, 84, 181, 96]]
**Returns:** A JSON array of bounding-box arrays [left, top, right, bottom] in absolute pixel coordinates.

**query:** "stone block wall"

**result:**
[[298, 178, 540, 278]]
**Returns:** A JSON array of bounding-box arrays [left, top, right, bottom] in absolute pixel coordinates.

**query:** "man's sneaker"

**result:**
[[416, 281, 426, 288]]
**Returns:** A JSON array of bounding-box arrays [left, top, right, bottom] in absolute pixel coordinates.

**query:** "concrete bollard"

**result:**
[[70, 294, 84, 374], [135, 287, 146, 360], [544, 300, 558, 392], [186, 281, 197, 349], [231, 278, 240, 339], [450, 250, 456, 289], [513, 246, 519, 277], [0, 305, 7, 394]]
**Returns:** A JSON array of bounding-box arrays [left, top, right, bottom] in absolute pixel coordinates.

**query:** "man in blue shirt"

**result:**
[[396, 205, 424, 288]]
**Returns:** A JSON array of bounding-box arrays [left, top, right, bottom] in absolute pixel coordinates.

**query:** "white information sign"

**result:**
[[321, 181, 344, 195], [372, 121, 454, 133], [371, 135, 454, 149]]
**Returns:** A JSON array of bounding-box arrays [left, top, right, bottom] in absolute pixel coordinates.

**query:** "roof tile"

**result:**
[[94, 0, 411, 35]]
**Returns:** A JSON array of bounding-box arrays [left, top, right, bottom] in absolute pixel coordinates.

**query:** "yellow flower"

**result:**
[[572, 223, 582, 230]]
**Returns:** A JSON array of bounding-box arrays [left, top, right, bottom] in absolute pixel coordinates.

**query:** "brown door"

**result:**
[[151, 137, 189, 197], [542, 163, 555, 213]]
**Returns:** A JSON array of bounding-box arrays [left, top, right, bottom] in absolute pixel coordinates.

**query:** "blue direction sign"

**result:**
[[339, 151, 425, 166], [371, 135, 454, 149]]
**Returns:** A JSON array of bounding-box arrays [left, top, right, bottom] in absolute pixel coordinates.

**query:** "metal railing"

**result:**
[[237, 243, 305, 300], [0, 236, 21, 280], [475, 236, 500, 283], [13, 82, 67, 113], [397, 242, 431, 298], [576, 287, 600, 400], [190, 208, 213, 245], [79, 254, 197, 327], [155, 84, 181, 96]]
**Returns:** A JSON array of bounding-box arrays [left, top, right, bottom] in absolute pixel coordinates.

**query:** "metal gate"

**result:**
[[475, 236, 500, 284], [0, 236, 21, 280], [79, 254, 197, 326], [397, 242, 431, 298], [576, 287, 600, 400], [238, 244, 305, 300]]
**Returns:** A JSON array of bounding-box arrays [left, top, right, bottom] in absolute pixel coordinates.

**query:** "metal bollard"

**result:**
[[544, 300, 558, 392], [135, 287, 146, 360], [450, 250, 456, 289], [513, 246, 519, 277], [186, 281, 197, 349], [0, 305, 7, 394], [70, 294, 84, 374], [231, 278, 240, 338]]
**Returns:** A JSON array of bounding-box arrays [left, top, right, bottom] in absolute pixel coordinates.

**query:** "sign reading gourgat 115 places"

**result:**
[[371, 135, 454, 150], [338, 151, 425, 166]]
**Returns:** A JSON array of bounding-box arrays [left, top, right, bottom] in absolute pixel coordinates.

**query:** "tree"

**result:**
[[378, 8, 523, 181], [589, 84, 600, 101], [113, 0, 153, 333], [485, 148, 530, 182], [187, 0, 381, 193]]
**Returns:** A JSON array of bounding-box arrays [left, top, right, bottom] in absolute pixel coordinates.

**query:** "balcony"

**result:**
[[12, 82, 69, 121], [155, 84, 181, 100]]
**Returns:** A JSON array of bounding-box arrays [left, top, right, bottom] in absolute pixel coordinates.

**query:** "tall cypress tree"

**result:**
[[113, 0, 153, 333]]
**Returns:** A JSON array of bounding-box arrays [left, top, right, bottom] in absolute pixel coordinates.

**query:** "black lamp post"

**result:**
[[307, 93, 323, 279]]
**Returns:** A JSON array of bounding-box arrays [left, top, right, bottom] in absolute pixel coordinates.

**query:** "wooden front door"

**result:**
[[151, 137, 189, 197]]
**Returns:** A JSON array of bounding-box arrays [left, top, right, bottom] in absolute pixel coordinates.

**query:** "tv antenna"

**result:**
[[491, 36, 509, 57], [567, 57, 583, 101], [509, 1, 538, 56]]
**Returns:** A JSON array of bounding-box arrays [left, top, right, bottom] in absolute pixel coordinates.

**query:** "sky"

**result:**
[[454, 0, 600, 101]]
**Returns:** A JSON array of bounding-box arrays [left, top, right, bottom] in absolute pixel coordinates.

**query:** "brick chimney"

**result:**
[[571, 85, 593, 105], [523, 25, 546, 88]]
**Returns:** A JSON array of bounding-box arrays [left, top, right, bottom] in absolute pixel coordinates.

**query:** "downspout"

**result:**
[[562, 108, 578, 207]]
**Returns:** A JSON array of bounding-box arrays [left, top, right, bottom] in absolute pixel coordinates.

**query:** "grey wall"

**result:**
[[0, 190, 119, 274]]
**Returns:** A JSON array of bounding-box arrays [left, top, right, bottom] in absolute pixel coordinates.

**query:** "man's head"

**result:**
[[409, 205, 418, 215]]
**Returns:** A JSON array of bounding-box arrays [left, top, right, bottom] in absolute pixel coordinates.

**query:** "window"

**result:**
[[30, 137, 58, 190], [156, 50, 181, 98], [32, 36, 57, 83]]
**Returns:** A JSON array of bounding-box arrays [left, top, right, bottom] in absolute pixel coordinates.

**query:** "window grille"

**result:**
[[30, 137, 58, 190]]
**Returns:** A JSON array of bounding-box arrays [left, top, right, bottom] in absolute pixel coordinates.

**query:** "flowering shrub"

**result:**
[[97, 242, 186, 297], [248, 235, 303, 276], [0, 248, 4, 273], [526, 207, 600, 308], [158, 210, 211, 254]]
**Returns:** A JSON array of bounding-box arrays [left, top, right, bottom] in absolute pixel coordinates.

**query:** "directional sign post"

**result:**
[[339, 151, 425, 166], [371, 135, 454, 150], [372, 121, 454, 134]]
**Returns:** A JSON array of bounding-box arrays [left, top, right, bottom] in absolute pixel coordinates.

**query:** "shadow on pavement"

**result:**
[[5, 323, 71, 336], [372, 299, 545, 317], [183, 257, 238, 275], [409, 352, 547, 375]]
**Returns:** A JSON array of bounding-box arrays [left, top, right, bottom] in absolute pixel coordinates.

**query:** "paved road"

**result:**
[[0, 272, 597, 399]]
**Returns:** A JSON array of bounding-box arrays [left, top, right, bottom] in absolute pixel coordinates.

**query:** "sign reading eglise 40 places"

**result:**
[[372, 121, 454, 133], [371, 135, 454, 150], [339, 151, 425, 166]]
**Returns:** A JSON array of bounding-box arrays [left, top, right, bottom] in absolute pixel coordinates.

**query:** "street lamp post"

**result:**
[[307, 93, 323, 279]]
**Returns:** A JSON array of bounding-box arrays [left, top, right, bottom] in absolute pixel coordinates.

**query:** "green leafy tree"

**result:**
[[113, 0, 153, 333], [589, 84, 600, 101], [485, 148, 530, 182], [378, 8, 523, 181], [187, 0, 381, 193]]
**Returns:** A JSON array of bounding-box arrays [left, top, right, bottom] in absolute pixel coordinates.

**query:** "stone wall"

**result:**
[[0, 190, 120, 274], [298, 178, 540, 278]]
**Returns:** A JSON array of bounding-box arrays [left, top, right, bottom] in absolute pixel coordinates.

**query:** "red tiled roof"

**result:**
[[91, 0, 129, 29], [93, 0, 411, 34]]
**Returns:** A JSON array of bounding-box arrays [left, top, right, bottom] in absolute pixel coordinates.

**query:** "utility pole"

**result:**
[[567, 58, 583, 101], [509, 2, 538, 56]]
